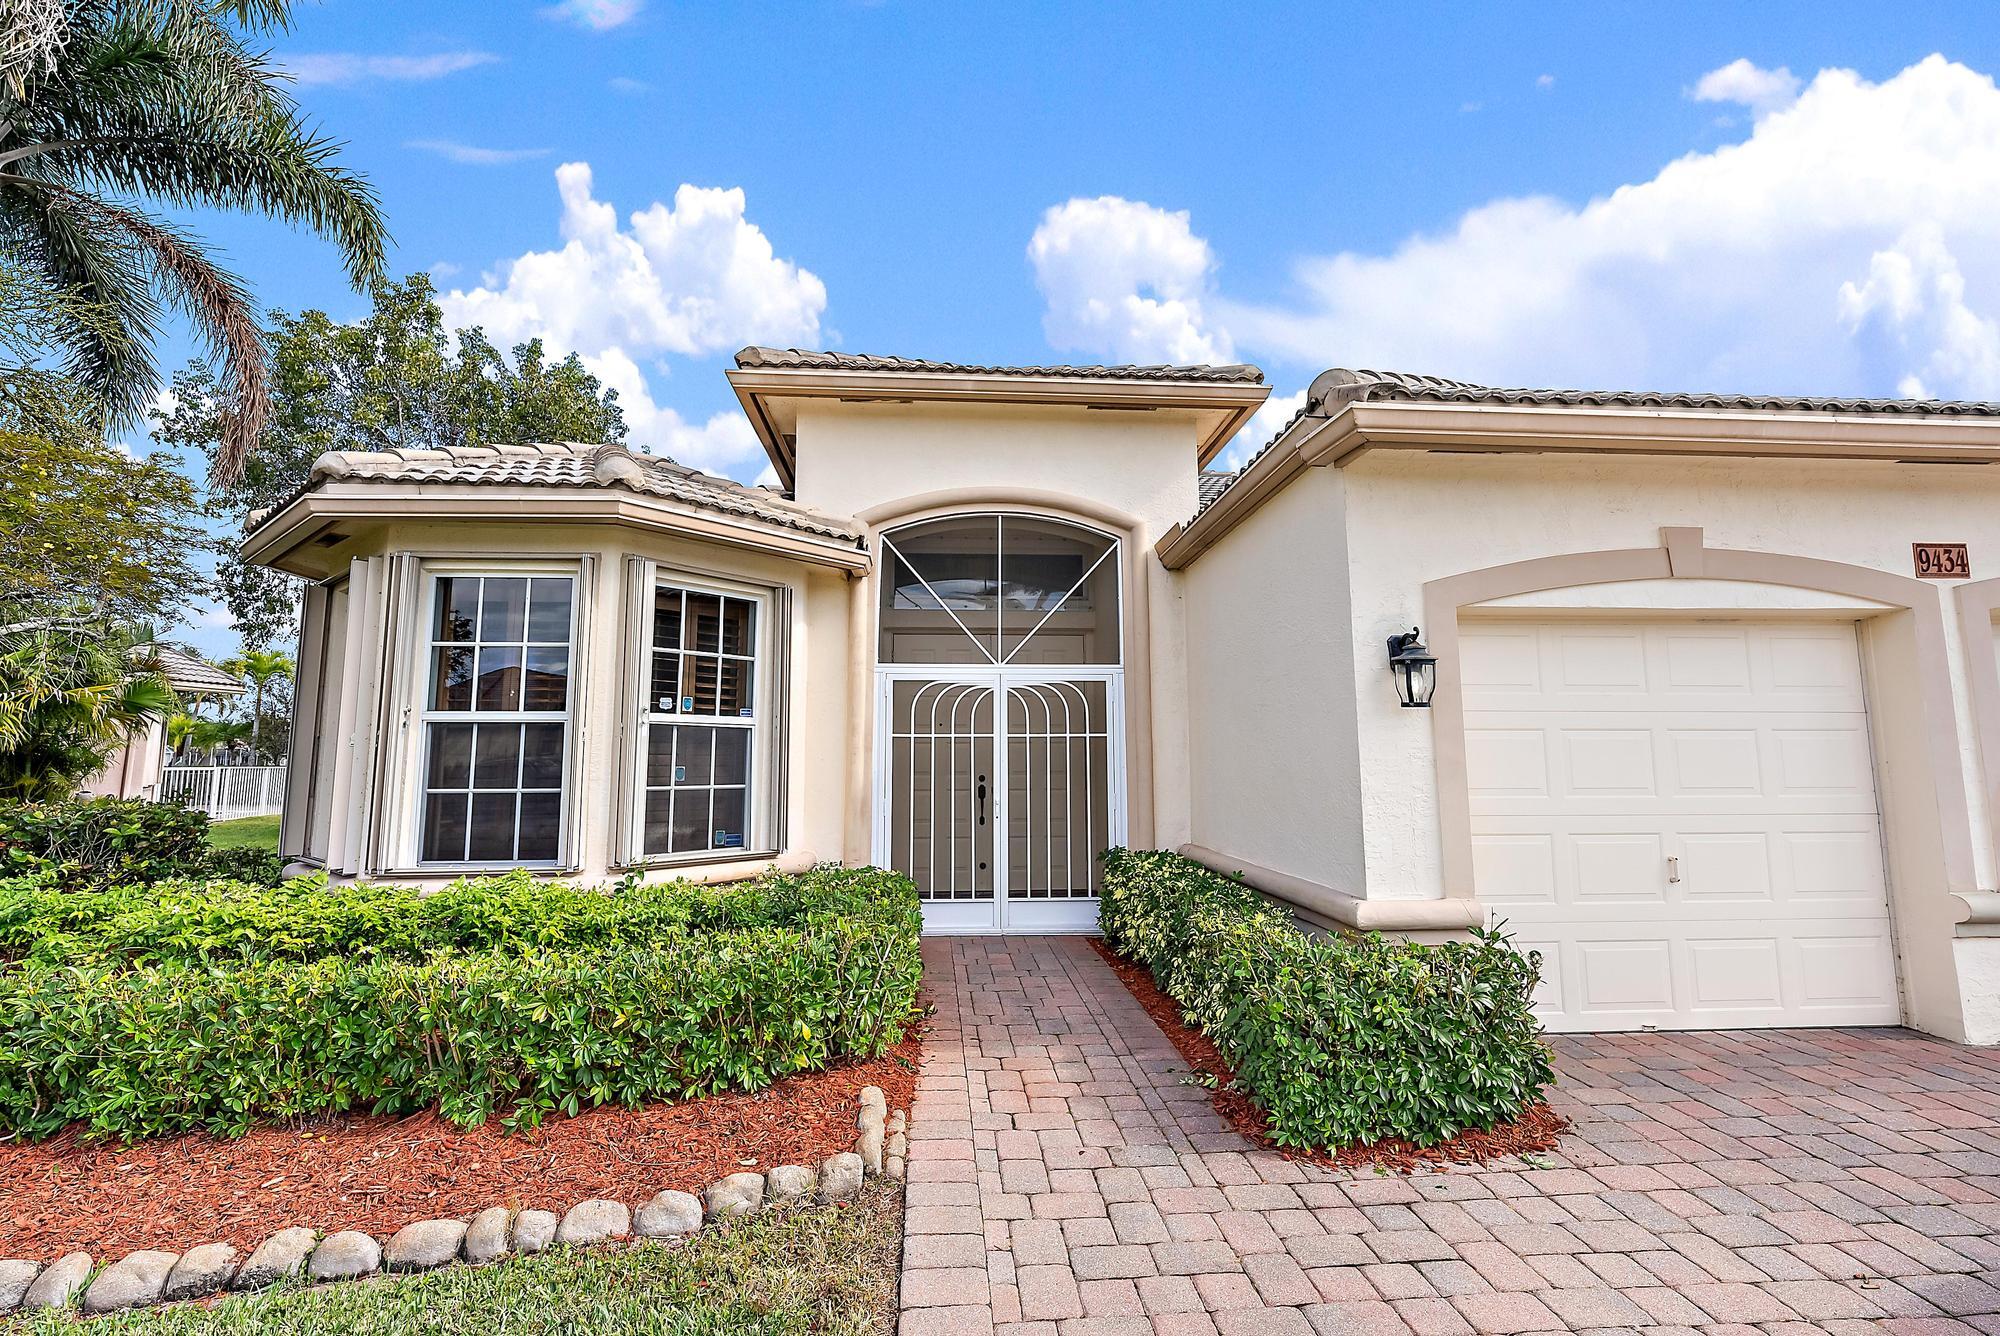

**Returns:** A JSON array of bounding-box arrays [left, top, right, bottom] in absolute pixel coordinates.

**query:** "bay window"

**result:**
[[418, 572, 575, 866]]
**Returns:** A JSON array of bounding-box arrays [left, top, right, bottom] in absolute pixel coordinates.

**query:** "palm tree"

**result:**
[[0, 619, 177, 799], [0, 1, 388, 482], [221, 646, 290, 756]]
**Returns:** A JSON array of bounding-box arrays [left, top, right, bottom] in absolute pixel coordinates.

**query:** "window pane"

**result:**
[[999, 517, 1119, 664], [717, 658, 753, 716], [676, 726, 714, 786], [670, 788, 711, 853], [526, 578, 572, 642], [431, 648, 474, 710], [523, 646, 569, 711], [646, 726, 675, 785], [475, 646, 522, 710], [434, 578, 480, 642], [421, 791, 469, 862], [480, 578, 528, 642], [680, 653, 718, 716], [721, 599, 755, 656], [520, 722, 565, 789], [468, 792, 518, 861], [650, 653, 680, 710], [473, 724, 522, 789], [711, 787, 747, 849], [653, 588, 683, 649], [643, 790, 672, 853], [517, 791, 561, 861], [427, 723, 474, 788], [713, 728, 750, 787], [686, 592, 723, 653], [879, 516, 1000, 664]]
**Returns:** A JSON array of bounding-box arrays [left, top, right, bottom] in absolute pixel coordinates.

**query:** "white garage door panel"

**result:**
[[1464, 620, 1900, 1033]]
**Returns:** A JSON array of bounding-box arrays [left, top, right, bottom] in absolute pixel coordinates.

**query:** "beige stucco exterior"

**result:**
[[253, 354, 2000, 1042]]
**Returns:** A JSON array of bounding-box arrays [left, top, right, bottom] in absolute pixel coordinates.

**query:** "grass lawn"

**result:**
[[205, 815, 280, 852], [10, 1187, 903, 1334]]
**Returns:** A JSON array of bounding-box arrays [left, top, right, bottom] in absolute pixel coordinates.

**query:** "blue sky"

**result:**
[[165, 0, 2000, 653]]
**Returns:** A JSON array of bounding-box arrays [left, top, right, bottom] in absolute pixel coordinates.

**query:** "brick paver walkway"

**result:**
[[900, 935, 2000, 1336]]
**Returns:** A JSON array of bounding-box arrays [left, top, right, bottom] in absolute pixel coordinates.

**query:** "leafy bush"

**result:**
[[1099, 848, 1552, 1149], [1, 865, 916, 967], [0, 797, 211, 886], [0, 865, 923, 1140], [202, 844, 287, 887]]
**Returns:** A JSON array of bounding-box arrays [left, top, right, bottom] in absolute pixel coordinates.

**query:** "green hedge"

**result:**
[[1099, 848, 1552, 1149], [0, 798, 286, 889], [0, 865, 908, 967], [0, 866, 923, 1141]]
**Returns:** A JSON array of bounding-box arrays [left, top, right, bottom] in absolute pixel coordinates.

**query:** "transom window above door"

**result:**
[[879, 514, 1120, 666]]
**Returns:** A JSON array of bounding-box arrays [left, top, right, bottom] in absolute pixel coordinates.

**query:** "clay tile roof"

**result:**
[[151, 645, 245, 697], [1193, 366, 2000, 520], [735, 346, 1265, 386], [1197, 470, 1236, 507], [291, 442, 861, 543]]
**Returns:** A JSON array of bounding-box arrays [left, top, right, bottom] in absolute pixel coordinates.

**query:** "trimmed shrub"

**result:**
[[1099, 848, 1552, 1149], [1, 865, 916, 966], [0, 865, 923, 1141], [0, 798, 211, 886]]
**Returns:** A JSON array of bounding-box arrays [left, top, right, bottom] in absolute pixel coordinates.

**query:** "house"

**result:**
[[83, 646, 247, 801], [246, 348, 2000, 1045]]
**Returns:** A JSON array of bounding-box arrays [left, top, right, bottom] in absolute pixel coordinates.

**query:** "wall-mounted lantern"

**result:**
[[1386, 627, 1437, 709]]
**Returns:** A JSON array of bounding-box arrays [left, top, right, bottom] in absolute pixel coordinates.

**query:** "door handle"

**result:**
[[1666, 855, 1681, 884], [976, 774, 988, 826]]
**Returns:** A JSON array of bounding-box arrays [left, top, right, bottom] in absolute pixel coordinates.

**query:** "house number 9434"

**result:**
[[1914, 542, 1971, 579]]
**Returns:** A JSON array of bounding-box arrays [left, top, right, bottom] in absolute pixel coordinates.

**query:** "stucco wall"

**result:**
[[1179, 466, 1364, 891], [1337, 451, 2000, 904]]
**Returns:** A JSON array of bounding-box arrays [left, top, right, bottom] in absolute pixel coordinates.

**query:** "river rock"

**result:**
[[634, 1191, 703, 1239], [0, 1261, 41, 1315], [384, 1219, 466, 1272], [307, 1231, 381, 1282], [233, 1228, 315, 1290], [857, 1124, 886, 1175], [21, 1252, 90, 1312], [82, 1249, 178, 1315], [556, 1199, 630, 1245], [703, 1172, 765, 1220], [765, 1164, 816, 1201], [512, 1209, 558, 1255], [819, 1151, 865, 1201], [463, 1207, 512, 1264], [163, 1243, 239, 1301]]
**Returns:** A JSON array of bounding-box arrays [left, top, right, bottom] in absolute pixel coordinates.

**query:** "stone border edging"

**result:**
[[0, 1087, 906, 1319]]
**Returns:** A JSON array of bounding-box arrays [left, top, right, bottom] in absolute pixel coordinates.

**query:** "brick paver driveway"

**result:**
[[900, 936, 2000, 1335]]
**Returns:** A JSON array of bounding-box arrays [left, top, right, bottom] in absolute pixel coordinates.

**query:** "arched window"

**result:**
[[878, 514, 1121, 666]]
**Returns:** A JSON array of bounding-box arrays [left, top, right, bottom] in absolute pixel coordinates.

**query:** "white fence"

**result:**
[[159, 765, 287, 820]]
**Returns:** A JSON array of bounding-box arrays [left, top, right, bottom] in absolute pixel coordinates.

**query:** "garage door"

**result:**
[[1462, 620, 1901, 1032]]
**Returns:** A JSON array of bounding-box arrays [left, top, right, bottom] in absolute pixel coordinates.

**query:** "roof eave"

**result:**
[[1158, 399, 2000, 570], [726, 365, 1271, 489]]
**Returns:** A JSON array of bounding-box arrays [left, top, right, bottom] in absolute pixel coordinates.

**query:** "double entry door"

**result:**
[[876, 668, 1123, 932]]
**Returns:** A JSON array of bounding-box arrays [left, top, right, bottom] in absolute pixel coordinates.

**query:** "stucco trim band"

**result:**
[[1179, 844, 1488, 932]]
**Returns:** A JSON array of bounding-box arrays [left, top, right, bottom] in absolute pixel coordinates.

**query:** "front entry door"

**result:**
[[878, 670, 1122, 932]]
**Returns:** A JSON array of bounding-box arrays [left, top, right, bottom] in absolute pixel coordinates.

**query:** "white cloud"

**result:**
[[1689, 58, 1802, 115], [195, 605, 239, 631], [541, 0, 644, 30], [442, 163, 825, 360], [406, 140, 551, 165], [438, 163, 823, 478], [284, 50, 497, 86], [1027, 196, 1231, 365], [1535, 73, 1555, 90], [1220, 387, 1308, 471], [608, 76, 653, 95], [1094, 56, 2000, 406]]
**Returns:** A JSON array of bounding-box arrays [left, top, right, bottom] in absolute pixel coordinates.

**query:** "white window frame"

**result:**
[[622, 562, 781, 867], [408, 561, 583, 872]]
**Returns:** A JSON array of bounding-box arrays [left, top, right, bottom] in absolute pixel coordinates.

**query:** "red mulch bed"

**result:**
[[1088, 940, 1567, 1172], [0, 1028, 923, 1259]]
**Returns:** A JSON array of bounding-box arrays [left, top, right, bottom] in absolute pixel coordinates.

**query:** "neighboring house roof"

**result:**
[[736, 346, 1266, 385], [1195, 367, 2000, 522], [1197, 469, 1236, 507], [291, 442, 862, 542], [151, 645, 245, 697]]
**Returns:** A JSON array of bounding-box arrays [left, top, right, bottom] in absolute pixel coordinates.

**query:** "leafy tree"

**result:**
[[0, 621, 177, 799], [158, 273, 628, 646], [220, 646, 290, 755], [0, 0, 388, 482]]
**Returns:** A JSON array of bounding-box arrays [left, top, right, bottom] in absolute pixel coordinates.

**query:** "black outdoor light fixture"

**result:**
[[1386, 627, 1438, 708]]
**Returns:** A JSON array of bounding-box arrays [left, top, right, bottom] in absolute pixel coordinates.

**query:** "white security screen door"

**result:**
[[878, 669, 1122, 932], [873, 512, 1126, 934]]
